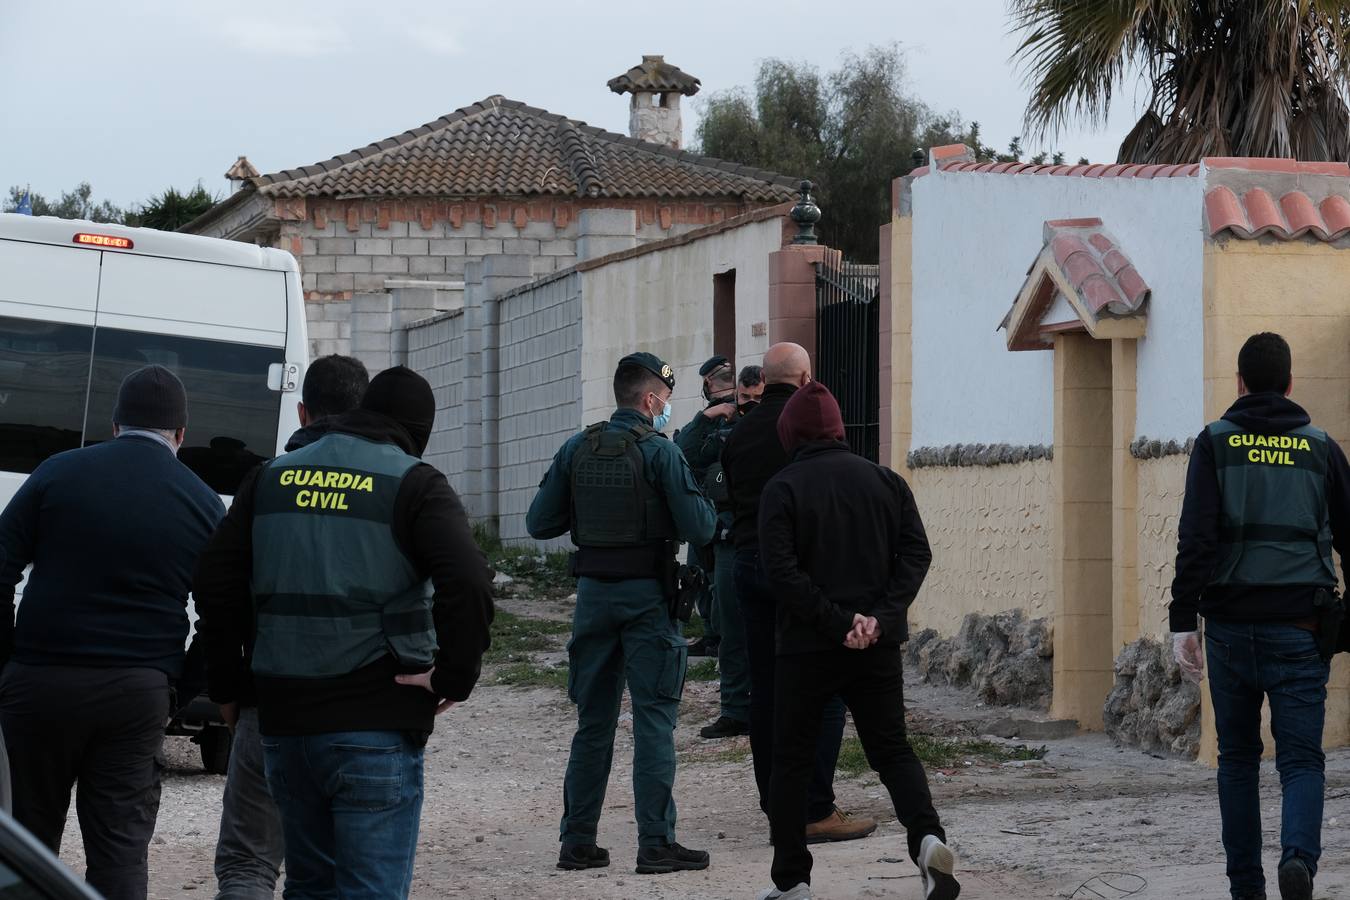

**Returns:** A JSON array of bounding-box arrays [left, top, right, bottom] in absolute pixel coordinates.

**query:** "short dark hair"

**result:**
[[738, 365, 763, 388], [1238, 332, 1292, 394], [302, 355, 369, 419], [614, 363, 666, 408]]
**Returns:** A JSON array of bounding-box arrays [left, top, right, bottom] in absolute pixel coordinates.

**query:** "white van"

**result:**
[[0, 212, 309, 771]]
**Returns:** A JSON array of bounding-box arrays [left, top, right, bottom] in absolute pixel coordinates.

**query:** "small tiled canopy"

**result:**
[[1001, 218, 1151, 351]]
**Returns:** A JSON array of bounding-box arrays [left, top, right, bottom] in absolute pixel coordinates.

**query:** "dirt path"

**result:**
[[54, 597, 1350, 899]]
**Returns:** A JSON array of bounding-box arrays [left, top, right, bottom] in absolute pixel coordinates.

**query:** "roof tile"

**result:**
[[1207, 183, 1350, 242]]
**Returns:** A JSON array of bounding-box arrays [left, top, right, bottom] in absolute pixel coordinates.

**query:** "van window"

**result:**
[[0, 316, 94, 474], [84, 329, 283, 494]]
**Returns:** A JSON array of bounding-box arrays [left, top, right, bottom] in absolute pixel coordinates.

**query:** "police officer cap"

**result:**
[[618, 352, 675, 390], [698, 355, 730, 378]]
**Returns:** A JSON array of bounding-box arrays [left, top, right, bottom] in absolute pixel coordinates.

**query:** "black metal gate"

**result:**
[[815, 259, 880, 461]]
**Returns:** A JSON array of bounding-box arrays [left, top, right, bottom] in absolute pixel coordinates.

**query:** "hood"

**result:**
[[1222, 392, 1311, 434], [330, 409, 422, 457], [284, 417, 339, 452], [777, 381, 845, 453]]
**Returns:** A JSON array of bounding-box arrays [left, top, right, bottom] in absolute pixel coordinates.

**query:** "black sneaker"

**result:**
[[1234, 894, 1267, 900], [635, 842, 710, 874], [687, 638, 719, 657], [1278, 857, 1311, 900], [557, 843, 610, 871], [700, 716, 750, 739]]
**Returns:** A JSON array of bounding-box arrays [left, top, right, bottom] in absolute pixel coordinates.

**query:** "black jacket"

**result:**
[[758, 441, 932, 654], [721, 383, 796, 549], [1171, 393, 1350, 632], [194, 410, 495, 737], [0, 435, 224, 677]]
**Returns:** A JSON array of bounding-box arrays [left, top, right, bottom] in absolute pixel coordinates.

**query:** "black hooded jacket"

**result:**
[[194, 409, 494, 737], [1171, 392, 1350, 632]]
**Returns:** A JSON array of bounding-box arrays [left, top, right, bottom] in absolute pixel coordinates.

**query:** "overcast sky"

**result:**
[[0, 0, 1150, 210]]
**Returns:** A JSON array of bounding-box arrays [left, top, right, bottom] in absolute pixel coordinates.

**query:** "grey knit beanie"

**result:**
[[112, 365, 188, 429]]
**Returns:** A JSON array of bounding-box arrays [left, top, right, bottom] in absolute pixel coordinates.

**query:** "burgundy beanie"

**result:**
[[777, 381, 845, 452]]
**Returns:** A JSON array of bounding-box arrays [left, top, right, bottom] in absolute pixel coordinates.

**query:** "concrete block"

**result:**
[[521, 220, 560, 239], [380, 222, 409, 238], [429, 239, 467, 256], [530, 256, 557, 276], [353, 331, 392, 352], [302, 273, 317, 291], [503, 239, 541, 255], [466, 239, 504, 256], [317, 273, 355, 293], [356, 238, 392, 255], [444, 256, 468, 276], [392, 239, 429, 255], [301, 238, 318, 256], [578, 208, 637, 237], [353, 293, 392, 314], [578, 235, 635, 261], [410, 256, 447, 275], [354, 273, 388, 292], [305, 255, 336, 274], [318, 238, 355, 255], [322, 301, 352, 322], [483, 255, 533, 279], [449, 221, 483, 239], [336, 255, 373, 273], [540, 239, 577, 257], [308, 320, 340, 341], [373, 256, 410, 274]]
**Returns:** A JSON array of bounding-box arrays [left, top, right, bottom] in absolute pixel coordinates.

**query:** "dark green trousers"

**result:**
[[713, 540, 750, 722], [560, 577, 688, 848]]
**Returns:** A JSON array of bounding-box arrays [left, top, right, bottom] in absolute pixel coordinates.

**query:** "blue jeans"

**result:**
[[262, 731, 424, 900], [1206, 620, 1329, 899]]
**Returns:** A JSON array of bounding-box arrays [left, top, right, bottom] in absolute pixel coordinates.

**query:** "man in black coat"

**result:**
[[755, 381, 959, 900]]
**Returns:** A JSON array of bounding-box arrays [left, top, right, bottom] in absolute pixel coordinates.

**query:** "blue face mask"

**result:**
[[651, 394, 672, 431]]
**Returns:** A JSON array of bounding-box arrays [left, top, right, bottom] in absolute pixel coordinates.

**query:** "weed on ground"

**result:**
[[836, 735, 1048, 777]]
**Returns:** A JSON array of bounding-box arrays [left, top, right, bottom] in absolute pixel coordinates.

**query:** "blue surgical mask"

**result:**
[[650, 394, 672, 431]]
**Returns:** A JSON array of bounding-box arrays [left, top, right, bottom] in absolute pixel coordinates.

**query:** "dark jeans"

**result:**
[[214, 708, 285, 900], [713, 540, 750, 722], [263, 731, 424, 900], [1206, 619, 1329, 900], [0, 662, 169, 900], [770, 648, 944, 890], [734, 549, 843, 823]]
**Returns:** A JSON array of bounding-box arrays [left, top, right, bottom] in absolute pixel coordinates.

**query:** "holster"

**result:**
[[669, 563, 708, 623], [1313, 587, 1344, 662]]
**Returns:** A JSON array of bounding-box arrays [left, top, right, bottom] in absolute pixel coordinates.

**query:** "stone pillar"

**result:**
[[461, 262, 487, 519], [388, 279, 465, 367], [766, 244, 838, 374], [577, 209, 636, 261], [1050, 332, 1114, 729], [350, 291, 393, 374], [477, 255, 533, 532], [1111, 339, 1140, 653]]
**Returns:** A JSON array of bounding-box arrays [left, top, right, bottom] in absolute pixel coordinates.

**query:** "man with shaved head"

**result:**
[[719, 343, 875, 845]]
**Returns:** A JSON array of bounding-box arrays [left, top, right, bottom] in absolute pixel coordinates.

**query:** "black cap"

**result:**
[[113, 365, 188, 429], [698, 355, 730, 378], [617, 352, 675, 390], [361, 366, 436, 456]]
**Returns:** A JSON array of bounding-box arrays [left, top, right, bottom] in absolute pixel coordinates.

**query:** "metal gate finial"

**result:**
[[790, 180, 821, 245]]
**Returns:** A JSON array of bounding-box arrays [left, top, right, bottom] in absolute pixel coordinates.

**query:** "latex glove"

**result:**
[[1172, 632, 1204, 683]]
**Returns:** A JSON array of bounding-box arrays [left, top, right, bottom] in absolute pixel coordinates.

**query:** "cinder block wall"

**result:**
[[407, 310, 467, 486]]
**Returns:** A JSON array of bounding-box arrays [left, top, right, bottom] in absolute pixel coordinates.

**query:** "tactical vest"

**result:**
[[1208, 419, 1337, 588], [250, 433, 437, 679], [569, 422, 676, 578]]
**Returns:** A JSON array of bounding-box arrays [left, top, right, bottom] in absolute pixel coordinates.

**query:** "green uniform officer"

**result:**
[[675, 361, 752, 739], [527, 352, 717, 875]]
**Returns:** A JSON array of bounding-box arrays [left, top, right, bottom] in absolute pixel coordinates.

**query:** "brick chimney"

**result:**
[[607, 55, 701, 149]]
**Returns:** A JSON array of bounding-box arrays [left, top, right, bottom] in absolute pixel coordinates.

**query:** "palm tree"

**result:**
[[1010, 0, 1350, 163]]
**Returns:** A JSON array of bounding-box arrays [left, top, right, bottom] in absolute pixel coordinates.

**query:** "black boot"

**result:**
[[1278, 857, 1311, 900], [557, 843, 610, 870], [699, 716, 750, 739], [635, 842, 710, 874]]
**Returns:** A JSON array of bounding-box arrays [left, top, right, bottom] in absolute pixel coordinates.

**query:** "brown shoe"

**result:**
[[804, 806, 877, 844]]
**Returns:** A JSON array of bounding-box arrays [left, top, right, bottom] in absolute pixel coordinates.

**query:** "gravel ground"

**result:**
[[47, 597, 1350, 899]]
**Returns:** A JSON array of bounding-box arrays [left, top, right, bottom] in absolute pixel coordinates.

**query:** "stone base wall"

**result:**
[[905, 610, 1054, 709], [1136, 455, 1189, 641], [907, 460, 1053, 637], [1104, 637, 1201, 758]]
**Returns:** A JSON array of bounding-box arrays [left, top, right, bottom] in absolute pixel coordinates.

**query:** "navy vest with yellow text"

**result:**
[[250, 433, 437, 679], [1208, 420, 1337, 588]]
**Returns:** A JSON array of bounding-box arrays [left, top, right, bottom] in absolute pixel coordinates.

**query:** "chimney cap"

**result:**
[[607, 55, 701, 96], [225, 155, 260, 182]]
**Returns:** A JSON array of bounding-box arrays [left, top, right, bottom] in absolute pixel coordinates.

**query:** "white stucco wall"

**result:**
[[910, 171, 1206, 447], [579, 216, 782, 427]]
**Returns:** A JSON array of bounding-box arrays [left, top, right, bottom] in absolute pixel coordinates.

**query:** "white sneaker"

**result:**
[[756, 884, 811, 900], [918, 834, 960, 899]]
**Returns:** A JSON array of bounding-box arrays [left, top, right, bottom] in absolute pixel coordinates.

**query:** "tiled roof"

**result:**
[[224, 156, 259, 180], [919, 144, 1201, 179], [251, 96, 791, 202], [1203, 160, 1350, 241], [607, 55, 701, 96], [1002, 218, 1151, 351]]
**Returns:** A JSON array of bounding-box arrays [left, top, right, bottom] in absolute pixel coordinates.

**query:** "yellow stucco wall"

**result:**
[[907, 460, 1054, 636], [1201, 238, 1350, 761], [1135, 455, 1188, 642]]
